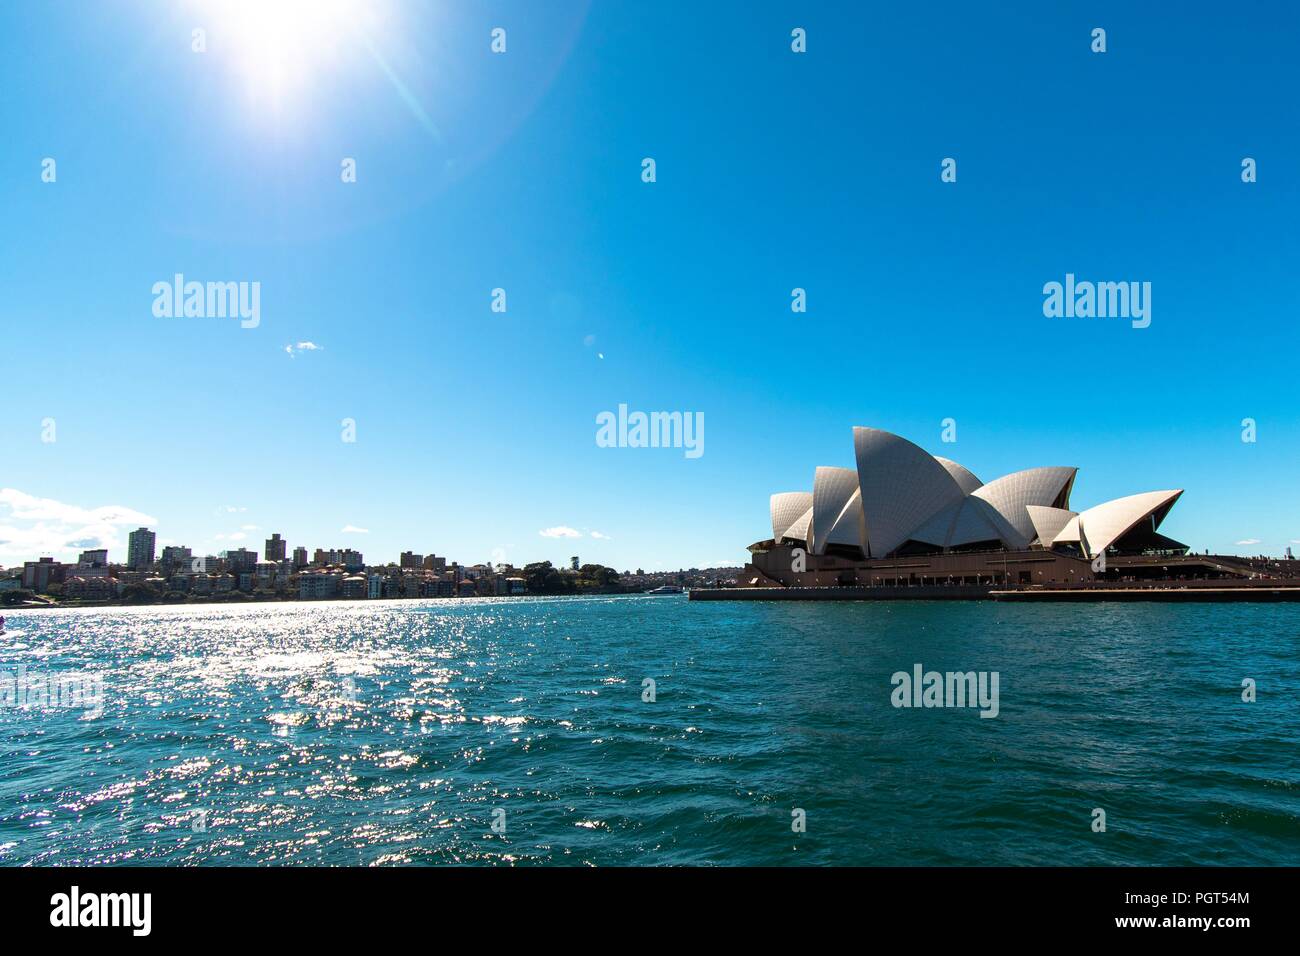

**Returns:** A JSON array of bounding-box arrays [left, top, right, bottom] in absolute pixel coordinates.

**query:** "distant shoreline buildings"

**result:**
[[0, 528, 740, 606]]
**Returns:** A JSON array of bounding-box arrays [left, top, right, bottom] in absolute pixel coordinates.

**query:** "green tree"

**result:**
[[1, 589, 35, 606]]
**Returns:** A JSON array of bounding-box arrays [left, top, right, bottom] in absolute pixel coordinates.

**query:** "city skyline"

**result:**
[[4, 2, 1299, 572], [1, 515, 724, 579]]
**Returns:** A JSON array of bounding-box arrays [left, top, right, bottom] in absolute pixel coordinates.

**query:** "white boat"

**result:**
[[646, 585, 684, 595]]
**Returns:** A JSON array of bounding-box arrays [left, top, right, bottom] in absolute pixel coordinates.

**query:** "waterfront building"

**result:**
[[22, 557, 64, 592], [75, 549, 110, 579], [746, 425, 1222, 589], [224, 548, 258, 574], [367, 573, 383, 599], [64, 576, 114, 600], [255, 562, 278, 588], [298, 572, 339, 600], [160, 546, 192, 573], [265, 533, 287, 562], [400, 551, 423, 569], [341, 575, 367, 599], [127, 527, 156, 570]]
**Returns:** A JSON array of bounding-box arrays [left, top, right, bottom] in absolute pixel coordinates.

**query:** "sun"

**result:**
[[193, 0, 392, 114]]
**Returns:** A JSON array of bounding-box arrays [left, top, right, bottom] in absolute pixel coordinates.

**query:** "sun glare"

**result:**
[[195, 0, 391, 113]]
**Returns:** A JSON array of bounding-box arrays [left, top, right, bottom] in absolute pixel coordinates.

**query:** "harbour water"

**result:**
[[0, 596, 1296, 865]]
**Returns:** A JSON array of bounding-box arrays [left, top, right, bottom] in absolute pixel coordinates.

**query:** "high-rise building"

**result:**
[[75, 548, 110, 579], [422, 554, 446, 573], [22, 557, 65, 592], [223, 548, 258, 573], [292, 547, 308, 569], [160, 546, 192, 573], [265, 533, 287, 562], [127, 527, 156, 570], [400, 551, 423, 569]]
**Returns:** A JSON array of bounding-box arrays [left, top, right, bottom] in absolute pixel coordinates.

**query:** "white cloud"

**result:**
[[1236, 539, 1261, 546], [341, 525, 369, 534], [539, 526, 582, 538], [285, 341, 324, 358], [241, 524, 259, 531], [589, 530, 611, 539], [0, 488, 156, 567], [218, 505, 247, 514]]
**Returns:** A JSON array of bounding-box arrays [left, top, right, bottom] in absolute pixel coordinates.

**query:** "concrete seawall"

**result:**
[[690, 585, 1300, 603], [989, 587, 1300, 603], [689, 585, 992, 601]]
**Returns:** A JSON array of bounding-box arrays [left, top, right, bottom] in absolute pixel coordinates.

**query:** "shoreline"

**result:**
[[1, 590, 683, 614], [690, 584, 1300, 603]]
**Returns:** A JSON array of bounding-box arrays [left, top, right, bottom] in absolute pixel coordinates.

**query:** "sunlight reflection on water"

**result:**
[[0, 597, 1296, 866]]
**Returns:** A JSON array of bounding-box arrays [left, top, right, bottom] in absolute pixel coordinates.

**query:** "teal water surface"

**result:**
[[0, 596, 1296, 865]]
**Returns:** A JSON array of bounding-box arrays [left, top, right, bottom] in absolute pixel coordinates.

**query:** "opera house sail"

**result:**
[[739, 425, 1251, 593]]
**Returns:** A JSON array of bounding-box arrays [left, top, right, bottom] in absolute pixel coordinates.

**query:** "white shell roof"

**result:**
[[934, 457, 983, 495], [825, 488, 866, 551], [853, 427, 966, 558], [909, 496, 1022, 549], [971, 467, 1077, 545], [811, 467, 861, 555], [907, 500, 960, 546], [1026, 505, 1078, 547], [766, 429, 1182, 562], [783, 505, 813, 544], [1059, 490, 1183, 559], [770, 492, 813, 543], [1054, 514, 1083, 545]]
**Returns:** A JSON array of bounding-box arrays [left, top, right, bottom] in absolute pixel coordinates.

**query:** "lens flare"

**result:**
[[193, 0, 392, 115]]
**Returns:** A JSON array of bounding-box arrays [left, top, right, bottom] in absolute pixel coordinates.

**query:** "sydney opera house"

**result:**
[[743, 426, 1273, 592]]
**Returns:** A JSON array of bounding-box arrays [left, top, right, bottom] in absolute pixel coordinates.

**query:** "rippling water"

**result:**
[[0, 596, 1296, 865]]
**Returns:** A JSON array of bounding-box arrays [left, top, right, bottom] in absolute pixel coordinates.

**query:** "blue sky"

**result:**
[[2, 0, 1298, 571]]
